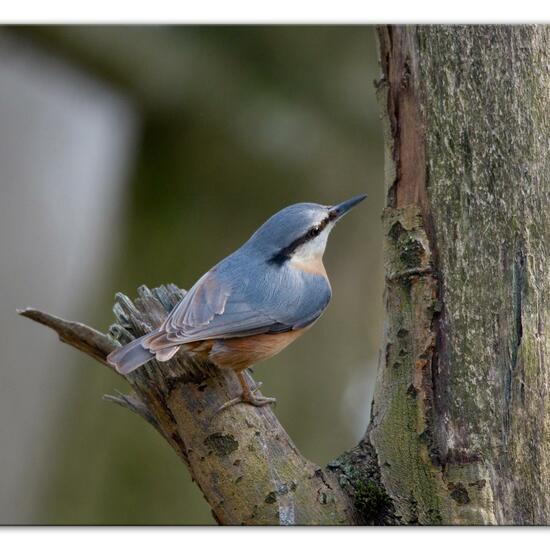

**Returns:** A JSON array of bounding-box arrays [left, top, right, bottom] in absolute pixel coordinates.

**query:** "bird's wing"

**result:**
[[161, 259, 331, 343]]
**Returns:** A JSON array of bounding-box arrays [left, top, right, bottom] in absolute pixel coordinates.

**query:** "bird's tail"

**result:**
[[107, 333, 156, 374], [107, 329, 182, 375]]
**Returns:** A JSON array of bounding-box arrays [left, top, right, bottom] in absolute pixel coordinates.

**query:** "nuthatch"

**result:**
[[107, 195, 366, 409]]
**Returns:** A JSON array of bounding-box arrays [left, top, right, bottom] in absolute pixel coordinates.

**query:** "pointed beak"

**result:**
[[329, 194, 367, 221]]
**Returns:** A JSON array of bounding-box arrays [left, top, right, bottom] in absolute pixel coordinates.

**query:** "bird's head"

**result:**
[[246, 195, 367, 266]]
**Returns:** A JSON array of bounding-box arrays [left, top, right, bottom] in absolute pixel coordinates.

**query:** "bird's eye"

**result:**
[[310, 225, 321, 237]]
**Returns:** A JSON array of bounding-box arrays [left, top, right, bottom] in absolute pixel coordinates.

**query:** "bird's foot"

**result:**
[[216, 382, 276, 413], [243, 393, 277, 407]]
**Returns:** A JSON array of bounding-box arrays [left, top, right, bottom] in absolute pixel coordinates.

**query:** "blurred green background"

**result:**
[[0, 26, 384, 524]]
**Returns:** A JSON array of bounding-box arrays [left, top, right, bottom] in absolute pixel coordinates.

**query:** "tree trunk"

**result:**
[[371, 25, 550, 525], [19, 25, 550, 525]]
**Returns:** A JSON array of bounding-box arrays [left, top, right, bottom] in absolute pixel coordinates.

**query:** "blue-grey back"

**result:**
[[162, 245, 332, 342]]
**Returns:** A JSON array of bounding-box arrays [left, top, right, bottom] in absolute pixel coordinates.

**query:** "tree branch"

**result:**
[[18, 284, 374, 525], [17, 307, 116, 367]]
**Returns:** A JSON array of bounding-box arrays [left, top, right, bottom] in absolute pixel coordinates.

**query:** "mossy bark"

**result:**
[[371, 25, 550, 524]]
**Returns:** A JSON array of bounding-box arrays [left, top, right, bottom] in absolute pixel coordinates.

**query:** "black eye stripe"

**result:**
[[307, 218, 327, 239], [268, 215, 330, 265], [309, 226, 320, 237], [317, 216, 329, 232]]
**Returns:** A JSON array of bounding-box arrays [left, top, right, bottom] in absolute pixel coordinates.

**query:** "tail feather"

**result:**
[[107, 333, 156, 375], [155, 346, 180, 361], [107, 329, 184, 375]]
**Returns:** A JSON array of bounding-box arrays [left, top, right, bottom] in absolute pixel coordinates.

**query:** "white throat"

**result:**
[[291, 222, 334, 264]]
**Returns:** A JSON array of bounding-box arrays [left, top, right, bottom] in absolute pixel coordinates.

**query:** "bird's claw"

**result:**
[[216, 385, 276, 414], [215, 396, 242, 413]]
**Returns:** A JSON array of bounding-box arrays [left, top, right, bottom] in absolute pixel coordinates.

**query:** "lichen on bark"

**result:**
[[373, 25, 550, 524]]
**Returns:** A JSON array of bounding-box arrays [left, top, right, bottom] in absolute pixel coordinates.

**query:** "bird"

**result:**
[[107, 194, 366, 409]]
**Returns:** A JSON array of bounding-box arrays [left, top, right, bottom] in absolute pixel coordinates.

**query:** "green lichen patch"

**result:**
[[399, 235, 425, 269], [389, 220, 406, 241], [329, 440, 397, 525], [448, 482, 471, 505], [383, 206, 432, 279], [354, 480, 393, 522], [204, 432, 239, 457]]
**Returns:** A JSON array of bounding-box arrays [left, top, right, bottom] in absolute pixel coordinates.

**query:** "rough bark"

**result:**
[[18, 25, 550, 525], [370, 25, 550, 525]]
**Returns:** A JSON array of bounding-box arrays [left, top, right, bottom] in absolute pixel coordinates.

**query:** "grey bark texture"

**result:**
[[371, 25, 550, 525], [18, 25, 550, 525]]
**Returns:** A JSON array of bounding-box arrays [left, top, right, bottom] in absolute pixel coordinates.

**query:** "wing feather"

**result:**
[[161, 256, 331, 343], [162, 270, 231, 334]]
